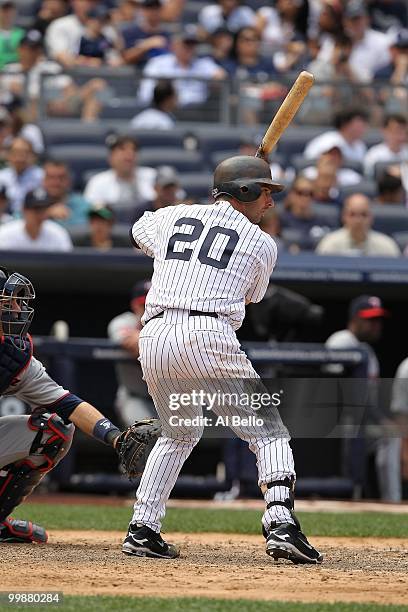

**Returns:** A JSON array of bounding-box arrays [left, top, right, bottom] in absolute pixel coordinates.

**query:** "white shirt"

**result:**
[[45, 14, 84, 57], [326, 329, 379, 378], [304, 130, 367, 164], [317, 29, 391, 82], [84, 167, 156, 209], [364, 142, 408, 177], [130, 108, 175, 130], [1, 59, 66, 100], [0, 218, 73, 251], [348, 29, 391, 82], [256, 6, 295, 49], [198, 4, 255, 34], [316, 227, 401, 257], [139, 54, 222, 107], [0, 166, 44, 215], [390, 357, 408, 415], [45, 14, 117, 58], [131, 200, 277, 330], [303, 165, 362, 187]]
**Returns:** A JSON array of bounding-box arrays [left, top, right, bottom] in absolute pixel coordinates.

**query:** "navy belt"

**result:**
[[149, 310, 218, 322]]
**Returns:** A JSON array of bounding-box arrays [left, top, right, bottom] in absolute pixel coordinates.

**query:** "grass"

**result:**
[[14, 502, 408, 538], [3, 597, 408, 612]]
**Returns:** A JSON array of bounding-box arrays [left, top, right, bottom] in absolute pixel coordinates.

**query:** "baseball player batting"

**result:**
[[0, 267, 160, 544], [124, 155, 323, 564]]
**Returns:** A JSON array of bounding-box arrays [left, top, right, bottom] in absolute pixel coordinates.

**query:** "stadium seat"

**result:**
[[392, 232, 408, 252], [129, 128, 190, 150], [277, 126, 326, 165], [42, 122, 110, 147], [292, 155, 363, 175], [373, 160, 404, 180], [47, 145, 108, 190], [340, 180, 378, 199], [138, 148, 205, 172], [181, 0, 207, 24], [179, 172, 213, 202], [100, 99, 144, 120], [194, 126, 259, 165], [312, 203, 341, 227], [372, 205, 408, 235]]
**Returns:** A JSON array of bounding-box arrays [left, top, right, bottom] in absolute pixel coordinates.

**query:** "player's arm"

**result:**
[[245, 235, 278, 304], [130, 210, 158, 257], [10, 357, 121, 447]]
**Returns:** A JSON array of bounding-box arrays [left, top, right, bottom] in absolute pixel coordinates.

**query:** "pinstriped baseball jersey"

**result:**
[[131, 200, 277, 329], [129, 198, 297, 534]]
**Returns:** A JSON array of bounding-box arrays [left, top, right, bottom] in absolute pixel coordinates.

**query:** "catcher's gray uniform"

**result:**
[[0, 354, 75, 469]]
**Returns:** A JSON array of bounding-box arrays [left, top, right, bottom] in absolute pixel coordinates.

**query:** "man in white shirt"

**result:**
[[316, 193, 401, 256], [0, 188, 73, 251], [364, 114, 408, 177], [138, 29, 226, 107], [0, 136, 43, 215], [45, 0, 117, 67], [84, 134, 156, 219], [316, 0, 391, 83], [304, 108, 369, 164], [130, 80, 176, 130], [198, 0, 255, 37], [342, 0, 391, 82]]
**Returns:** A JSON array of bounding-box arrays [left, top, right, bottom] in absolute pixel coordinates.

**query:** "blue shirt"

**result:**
[[122, 24, 170, 64]]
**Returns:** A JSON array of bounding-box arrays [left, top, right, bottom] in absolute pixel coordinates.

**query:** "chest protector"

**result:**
[[0, 336, 32, 395]]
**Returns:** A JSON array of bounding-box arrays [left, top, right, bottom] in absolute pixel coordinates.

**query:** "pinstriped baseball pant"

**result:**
[[131, 310, 295, 533]]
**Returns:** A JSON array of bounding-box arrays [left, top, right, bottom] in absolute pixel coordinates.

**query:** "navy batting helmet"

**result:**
[[212, 155, 284, 203], [0, 267, 35, 340]]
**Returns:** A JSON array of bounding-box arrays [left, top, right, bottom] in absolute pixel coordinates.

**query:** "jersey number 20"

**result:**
[[165, 217, 239, 270]]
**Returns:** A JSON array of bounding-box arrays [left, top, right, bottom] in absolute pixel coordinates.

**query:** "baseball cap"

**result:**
[[173, 26, 199, 44], [23, 188, 53, 210], [131, 280, 151, 304], [0, 107, 11, 124], [87, 5, 110, 20], [392, 30, 408, 49], [105, 133, 138, 151], [20, 30, 43, 48], [88, 204, 115, 221], [349, 295, 389, 320], [155, 166, 179, 187], [344, 0, 367, 19], [138, 0, 162, 8]]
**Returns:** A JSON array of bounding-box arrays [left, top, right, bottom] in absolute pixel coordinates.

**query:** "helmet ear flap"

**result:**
[[212, 180, 263, 203]]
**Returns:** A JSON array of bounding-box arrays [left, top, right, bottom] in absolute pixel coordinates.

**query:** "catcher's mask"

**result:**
[[212, 155, 284, 203], [0, 267, 35, 344]]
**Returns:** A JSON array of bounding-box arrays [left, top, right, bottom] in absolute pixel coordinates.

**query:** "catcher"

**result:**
[[0, 267, 160, 544]]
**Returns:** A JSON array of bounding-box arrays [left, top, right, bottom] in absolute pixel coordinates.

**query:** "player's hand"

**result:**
[[115, 419, 162, 479]]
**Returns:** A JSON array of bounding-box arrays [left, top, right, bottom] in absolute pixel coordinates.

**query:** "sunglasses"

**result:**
[[347, 210, 370, 217], [293, 188, 313, 197]]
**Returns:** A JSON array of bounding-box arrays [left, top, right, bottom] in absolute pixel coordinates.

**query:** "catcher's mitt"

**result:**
[[115, 418, 161, 479]]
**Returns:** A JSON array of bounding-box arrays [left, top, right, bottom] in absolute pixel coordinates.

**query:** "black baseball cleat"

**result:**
[[266, 522, 323, 565], [0, 518, 48, 544], [122, 523, 179, 559]]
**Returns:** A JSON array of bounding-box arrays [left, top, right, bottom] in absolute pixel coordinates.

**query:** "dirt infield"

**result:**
[[1, 531, 408, 605]]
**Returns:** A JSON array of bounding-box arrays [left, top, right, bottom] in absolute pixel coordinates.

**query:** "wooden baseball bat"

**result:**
[[255, 71, 314, 159]]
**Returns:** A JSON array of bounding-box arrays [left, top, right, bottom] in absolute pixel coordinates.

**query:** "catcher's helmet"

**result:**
[[0, 267, 35, 341], [212, 155, 284, 203]]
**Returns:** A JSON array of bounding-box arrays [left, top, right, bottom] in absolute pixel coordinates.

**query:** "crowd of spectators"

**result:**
[[0, 0, 406, 254]]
